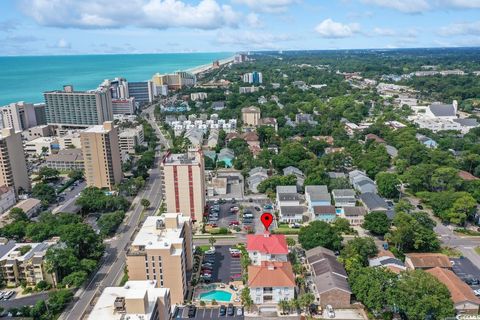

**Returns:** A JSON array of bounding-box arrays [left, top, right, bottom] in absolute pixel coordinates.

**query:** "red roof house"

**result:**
[[246, 233, 288, 255]]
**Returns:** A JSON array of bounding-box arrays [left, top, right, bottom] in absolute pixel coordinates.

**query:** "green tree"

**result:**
[[386, 212, 439, 252], [332, 217, 351, 234], [140, 198, 151, 210], [97, 211, 126, 237], [298, 221, 342, 250], [286, 237, 296, 247], [257, 175, 297, 194], [32, 182, 57, 205], [389, 270, 455, 319], [299, 293, 315, 314], [362, 211, 390, 236], [431, 167, 461, 191], [8, 207, 28, 222], [208, 236, 216, 248], [241, 287, 253, 311], [341, 237, 378, 266], [375, 172, 400, 199], [349, 267, 397, 315], [278, 299, 290, 314], [61, 271, 88, 288], [449, 194, 477, 225], [38, 167, 60, 181]]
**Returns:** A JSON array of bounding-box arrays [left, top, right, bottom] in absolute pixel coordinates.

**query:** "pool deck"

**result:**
[[193, 282, 243, 306]]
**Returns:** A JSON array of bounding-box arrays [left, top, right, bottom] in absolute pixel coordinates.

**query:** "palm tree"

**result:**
[[278, 299, 290, 314], [299, 293, 315, 314], [241, 287, 254, 312], [208, 236, 216, 248]]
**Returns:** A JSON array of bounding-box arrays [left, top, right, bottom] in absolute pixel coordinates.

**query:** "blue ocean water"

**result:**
[[0, 52, 232, 105]]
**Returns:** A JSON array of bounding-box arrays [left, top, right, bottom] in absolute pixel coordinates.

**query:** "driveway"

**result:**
[[204, 246, 242, 283], [0, 292, 49, 309], [174, 306, 244, 319]]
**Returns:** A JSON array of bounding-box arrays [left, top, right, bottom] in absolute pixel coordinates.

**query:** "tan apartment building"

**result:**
[[126, 214, 193, 305], [161, 150, 205, 222], [80, 121, 122, 190], [0, 237, 59, 287], [0, 128, 30, 193], [241, 106, 261, 127], [118, 125, 144, 154], [88, 280, 172, 320]]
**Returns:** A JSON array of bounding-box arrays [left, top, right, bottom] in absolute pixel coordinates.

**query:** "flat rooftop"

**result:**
[[88, 280, 170, 320]]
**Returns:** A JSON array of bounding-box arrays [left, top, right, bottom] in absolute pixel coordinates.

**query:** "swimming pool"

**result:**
[[199, 290, 232, 302], [335, 208, 344, 215]]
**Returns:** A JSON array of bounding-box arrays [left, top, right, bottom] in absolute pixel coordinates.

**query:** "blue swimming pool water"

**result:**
[[335, 208, 344, 214], [199, 290, 232, 302]]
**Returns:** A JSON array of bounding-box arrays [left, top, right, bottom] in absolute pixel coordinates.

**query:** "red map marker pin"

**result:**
[[260, 212, 274, 231]]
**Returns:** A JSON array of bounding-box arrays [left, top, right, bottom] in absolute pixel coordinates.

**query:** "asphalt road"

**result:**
[[52, 181, 86, 214], [60, 107, 166, 320]]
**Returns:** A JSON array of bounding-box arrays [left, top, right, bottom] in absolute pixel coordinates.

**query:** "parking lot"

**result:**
[[206, 201, 240, 228], [174, 306, 244, 319], [451, 257, 480, 290], [202, 246, 242, 283]]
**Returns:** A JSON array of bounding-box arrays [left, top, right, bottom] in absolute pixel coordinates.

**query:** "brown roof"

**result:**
[[406, 253, 452, 269], [427, 267, 480, 305], [225, 132, 239, 141], [242, 132, 259, 142], [365, 133, 386, 144], [248, 262, 296, 288], [458, 170, 479, 181], [313, 206, 336, 215], [343, 207, 366, 216], [261, 117, 277, 125]]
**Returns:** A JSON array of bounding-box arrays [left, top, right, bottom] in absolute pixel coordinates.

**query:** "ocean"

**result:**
[[0, 52, 233, 105]]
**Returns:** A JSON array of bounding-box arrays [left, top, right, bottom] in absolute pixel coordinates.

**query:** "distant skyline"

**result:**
[[2, 0, 480, 56]]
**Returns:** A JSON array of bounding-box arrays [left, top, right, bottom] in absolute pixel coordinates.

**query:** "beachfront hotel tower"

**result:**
[[160, 150, 206, 223], [0, 128, 30, 193], [126, 213, 193, 305], [80, 121, 122, 191], [44, 85, 113, 127]]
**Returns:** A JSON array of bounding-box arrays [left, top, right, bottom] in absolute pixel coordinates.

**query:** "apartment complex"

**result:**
[[243, 71, 263, 84], [0, 128, 30, 193], [160, 151, 205, 222], [118, 125, 144, 154], [152, 72, 196, 91], [241, 106, 261, 127], [45, 149, 84, 171], [1, 101, 38, 131], [126, 214, 193, 305], [88, 280, 172, 320], [128, 81, 156, 104], [80, 122, 122, 190], [44, 85, 113, 126], [0, 238, 59, 287]]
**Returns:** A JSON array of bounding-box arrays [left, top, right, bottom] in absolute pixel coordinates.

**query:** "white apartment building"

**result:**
[[88, 280, 171, 320], [190, 92, 208, 101], [24, 137, 57, 156]]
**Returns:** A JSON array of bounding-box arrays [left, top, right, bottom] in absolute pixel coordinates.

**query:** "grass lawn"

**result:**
[[440, 246, 463, 258], [475, 247, 480, 255], [454, 228, 480, 236], [197, 245, 211, 253], [272, 226, 300, 235]]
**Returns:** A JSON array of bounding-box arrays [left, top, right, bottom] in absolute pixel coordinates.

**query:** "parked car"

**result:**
[[188, 305, 196, 318], [227, 304, 235, 316], [264, 204, 273, 210], [474, 289, 480, 296], [231, 252, 240, 258], [326, 305, 335, 318], [219, 305, 227, 316], [229, 248, 240, 254], [254, 206, 261, 211], [205, 247, 216, 255], [3, 291, 13, 300], [229, 221, 240, 226], [237, 307, 243, 316], [417, 204, 424, 210]]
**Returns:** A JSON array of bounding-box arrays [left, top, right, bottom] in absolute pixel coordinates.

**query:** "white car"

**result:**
[[326, 305, 335, 318], [474, 289, 480, 296], [229, 248, 240, 254], [205, 247, 216, 255]]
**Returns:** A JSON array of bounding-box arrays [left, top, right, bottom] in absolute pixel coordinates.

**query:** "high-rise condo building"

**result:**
[[1, 101, 38, 131], [128, 81, 156, 105], [126, 214, 193, 305], [160, 150, 205, 222], [44, 85, 113, 127], [80, 121, 122, 190], [0, 128, 30, 193], [243, 71, 263, 84], [152, 72, 196, 91]]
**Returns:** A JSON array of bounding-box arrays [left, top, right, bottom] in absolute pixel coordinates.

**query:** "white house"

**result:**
[[248, 262, 296, 305], [332, 189, 356, 207], [246, 234, 289, 265]]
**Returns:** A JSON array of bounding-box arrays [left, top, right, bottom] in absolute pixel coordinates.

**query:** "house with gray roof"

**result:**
[[305, 186, 331, 216], [349, 170, 377, 194], [247, 167, 268, 193], [416, 133, 437, 149], [332, 189, 356, 207], [305, 246, 351, 308], [426, 102, 457, 120], [211, 101, 225, 111], [328, 172, 346, 179], [279, 206, 305, 223], [283, 166, 305, 190], [359, 192, 393, 217]]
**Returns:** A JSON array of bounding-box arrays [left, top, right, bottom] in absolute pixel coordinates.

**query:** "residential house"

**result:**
[[248, 261, 296, 305], [211, 101, 225, 111], [260, 117, 278, 131], [368, 251, 407, 274], [184, 128, 203, 147], [328, 172, 346, 179], [276, 186, 303, 223], [405, 253, 452, 270], [416, 133, 438, 149], [217, 148, 234, 168], [247, 167, 268, 193], [341, 207, 366, 226], [312, 206, 337, 222], [332, 189, 356, 207], [207, 130, 218, 149], [305, 246, 351, 308], [279, 206, 305, 224], [359, 193, 391, 217], [246, 234, 289, 266], [349, 170, 377, 194], [11, 198, 42, 218], [241, 132, 260, 148], [283, 166, 305, 190], [295, 113, 318, 126], [427, 267, 480, 314], [365, 133, 386, 144]]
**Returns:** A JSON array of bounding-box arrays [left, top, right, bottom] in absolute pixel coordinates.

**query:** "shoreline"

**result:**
[[186, 55, 236, 75]]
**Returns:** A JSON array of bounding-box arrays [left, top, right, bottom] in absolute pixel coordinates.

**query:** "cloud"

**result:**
[[48, 38, 72, 49], [215, 30, 296, 49], [362, 0, 430, 13], [372, 27, 396, 36], [0, 20, 17, 32], [4, 35, 41, 42], [22, 0, 240, 30], [314, 19, 360, 38], [232, 0, 298, 13], [438, 21, 480, 36], [246, 13, 263, 28], [438, 0, 480, 9]]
